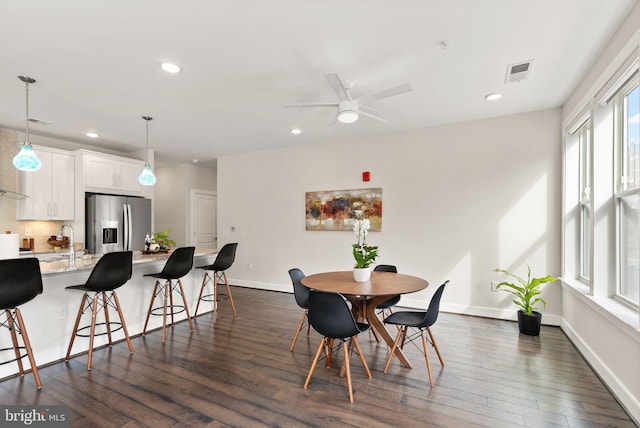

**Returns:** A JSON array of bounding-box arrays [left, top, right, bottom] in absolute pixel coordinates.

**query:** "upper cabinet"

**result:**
[[17, 145, 75, 220], [82, 152, 145, 195]]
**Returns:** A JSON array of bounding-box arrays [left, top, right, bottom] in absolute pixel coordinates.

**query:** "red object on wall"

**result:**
[[362, 171, 370, 181]]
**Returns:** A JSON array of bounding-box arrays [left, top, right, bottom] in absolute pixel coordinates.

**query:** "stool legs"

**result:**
[[4, 308, 41, 389], [193, 270, 237, 323], [66, 291, 133, 371], [143, 279, 194, 343]]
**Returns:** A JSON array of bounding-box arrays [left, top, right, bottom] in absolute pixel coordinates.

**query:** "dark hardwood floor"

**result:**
[[0, 286, 636, 427]]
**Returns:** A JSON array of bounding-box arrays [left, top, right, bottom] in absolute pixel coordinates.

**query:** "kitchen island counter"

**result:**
[[1, 247, 219, 381]]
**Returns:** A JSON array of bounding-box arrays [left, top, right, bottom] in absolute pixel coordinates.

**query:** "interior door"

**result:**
[[190, 190, 217, 249]]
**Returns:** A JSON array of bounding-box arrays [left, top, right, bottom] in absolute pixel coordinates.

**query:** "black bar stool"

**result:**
[[142, 247, 195, 342], [65, 251, 134, 371], [0, 257, 43, 389], [193, 243, 238, 323]]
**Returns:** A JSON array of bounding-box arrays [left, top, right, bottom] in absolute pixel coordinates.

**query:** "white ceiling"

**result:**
[[0, 1, 636, 168]]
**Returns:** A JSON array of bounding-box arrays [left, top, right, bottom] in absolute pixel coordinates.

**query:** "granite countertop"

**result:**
[[39, 248, 218, 274]]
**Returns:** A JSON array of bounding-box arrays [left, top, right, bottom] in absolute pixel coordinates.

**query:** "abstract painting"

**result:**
[[305, 188, 382, 231]]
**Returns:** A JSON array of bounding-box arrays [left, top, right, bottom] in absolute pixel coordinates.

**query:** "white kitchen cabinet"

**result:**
[[83, 153, 144, 195], [17, 146, 75, 220]]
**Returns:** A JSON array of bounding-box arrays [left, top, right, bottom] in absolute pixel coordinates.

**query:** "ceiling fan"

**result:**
[[284, 73, 412, 124]]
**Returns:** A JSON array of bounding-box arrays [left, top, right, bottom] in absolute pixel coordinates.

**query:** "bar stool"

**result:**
[[65, 251, 133, 371], [193, 243, 238, 323], [0, 257, 43, 389], [142, 247, 195, 342]]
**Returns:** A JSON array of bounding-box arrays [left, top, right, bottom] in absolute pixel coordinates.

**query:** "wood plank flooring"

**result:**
[[0, 286, 636, 427]]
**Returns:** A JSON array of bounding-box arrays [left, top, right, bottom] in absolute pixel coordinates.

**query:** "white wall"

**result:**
[[154, 163, 217, 246], [218, 108, 562, 321]]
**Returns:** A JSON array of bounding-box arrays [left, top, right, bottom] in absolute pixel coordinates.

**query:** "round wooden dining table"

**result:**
[[301, 270, 428, 368]]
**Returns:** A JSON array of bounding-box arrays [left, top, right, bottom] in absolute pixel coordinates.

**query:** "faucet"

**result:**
[[58, 223, 75, 267]]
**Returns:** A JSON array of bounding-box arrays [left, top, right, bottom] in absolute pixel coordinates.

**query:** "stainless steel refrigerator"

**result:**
[[86, 193, 152, 254]]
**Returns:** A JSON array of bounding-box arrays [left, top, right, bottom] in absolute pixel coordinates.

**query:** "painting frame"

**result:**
[[305, 187, 382, 231]]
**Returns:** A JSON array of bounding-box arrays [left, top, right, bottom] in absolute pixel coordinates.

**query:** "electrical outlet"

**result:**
[[491, 281, 500, 292], [43, 228, 50, 237], [24, 228, 32, 237], [247, 262, 253, 270], [58, 309, 67, 320]]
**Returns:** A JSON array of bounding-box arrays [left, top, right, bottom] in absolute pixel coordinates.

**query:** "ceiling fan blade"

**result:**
[[324, 73, 350, 101], [358, 83, 412, 105], [360, 104, 386, 117], [284, 103, 337, 109], [359, 109, 388, 123]]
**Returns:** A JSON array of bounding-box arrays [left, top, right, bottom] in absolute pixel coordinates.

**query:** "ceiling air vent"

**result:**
[[505, 60, 533, 83]]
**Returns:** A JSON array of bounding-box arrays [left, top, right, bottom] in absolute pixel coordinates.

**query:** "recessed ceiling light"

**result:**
[[485, 93, 502, 101], [160, 62, 181, 74], [290, 128, 302, 135], [86, 132, 99, 138]]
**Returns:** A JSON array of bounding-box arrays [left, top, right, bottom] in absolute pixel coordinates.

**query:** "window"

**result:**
[[614, 77, 639, 306], [577, 121, 591, 281]]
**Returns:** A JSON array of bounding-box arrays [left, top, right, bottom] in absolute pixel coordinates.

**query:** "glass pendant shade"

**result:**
[[139, 116, 156, 186], [14, 76, 41, 172], [13, 143, 42, 171], [139, 163, 157, 186]]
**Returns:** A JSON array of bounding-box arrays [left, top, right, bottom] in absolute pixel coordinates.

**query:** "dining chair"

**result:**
[[0, 258, 43, 389], [65, 251, 133, 370], [373, 264, 400, 317], [382, 280, 449, 386], [193, 243, 238, 322], [304, 290, 372, 403], [288, 268, 310, 351]]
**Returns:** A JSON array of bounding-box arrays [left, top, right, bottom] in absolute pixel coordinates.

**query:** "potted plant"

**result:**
[[494, 266, 557, 336], [151, 229, 176, 252], [352, 218, 378, 282]]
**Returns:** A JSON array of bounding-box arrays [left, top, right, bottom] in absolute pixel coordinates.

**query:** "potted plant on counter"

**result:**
[[151, 229, 176, 252], [494, 266, 557, 336]]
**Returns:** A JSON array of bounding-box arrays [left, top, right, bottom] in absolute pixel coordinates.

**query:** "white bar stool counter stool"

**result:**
[[0, 257, 43, 389], [65, 251, 134, 371]]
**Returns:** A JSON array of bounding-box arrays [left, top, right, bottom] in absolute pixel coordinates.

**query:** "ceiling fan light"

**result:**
[[338, 110, 359, 124], [138, 164, 157, 186], [13, 143, 42, 171]]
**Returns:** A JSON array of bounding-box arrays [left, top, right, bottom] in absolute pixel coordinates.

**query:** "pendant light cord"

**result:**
[[18, 76, 36, 144], [142, 115, 153, 165]]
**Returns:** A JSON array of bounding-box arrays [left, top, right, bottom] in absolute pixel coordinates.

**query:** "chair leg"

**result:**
[[290, 311, 307, 351], [427, 327, 444, 366], [176, 279, 194, 331], [193, 271, 209, 318], [400, 325, 409, 349], [102, 292, 113, 347], [87, 294, 99, 371], [66, 293, 88, 360], [13, 308, 41, 389], [383, 328, 403, 373], [161, 280, 169, 343], [168, 280, 175, 326], [421, 330, 434, 385], [111, 291, 134, 354], [213, 272, 218, 323], [6, 310, 24, 375], [222, 272, 237, 317], [304, 338, 326, 389], [351, 336, 371, 378], [343, 341, 354, 403], [142, 281, 160, 336]]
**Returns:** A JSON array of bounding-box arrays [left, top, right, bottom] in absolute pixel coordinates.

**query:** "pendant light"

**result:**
[[138, 116, 157, 186], [12, 76, 42, 172]]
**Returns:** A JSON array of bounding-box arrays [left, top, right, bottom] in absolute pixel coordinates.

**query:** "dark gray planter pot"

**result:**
[[517, 310, 542, 336]]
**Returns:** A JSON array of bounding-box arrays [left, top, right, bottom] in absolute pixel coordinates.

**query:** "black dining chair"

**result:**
[[288, 268, 310, 351], [304, 290, 372, 403], [382, 280, 449, 386], [374, 264, 400, 317], [0, 258, 43, 389], [193, 242, 238, 323], [142, 247, 195, 342], [65, 251, 133, 370]]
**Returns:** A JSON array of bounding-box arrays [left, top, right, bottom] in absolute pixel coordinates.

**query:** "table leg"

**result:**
[[365, 296, 413, 369]]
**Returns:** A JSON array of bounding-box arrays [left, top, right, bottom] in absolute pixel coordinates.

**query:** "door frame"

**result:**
[[188, 189, 217, 248]]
